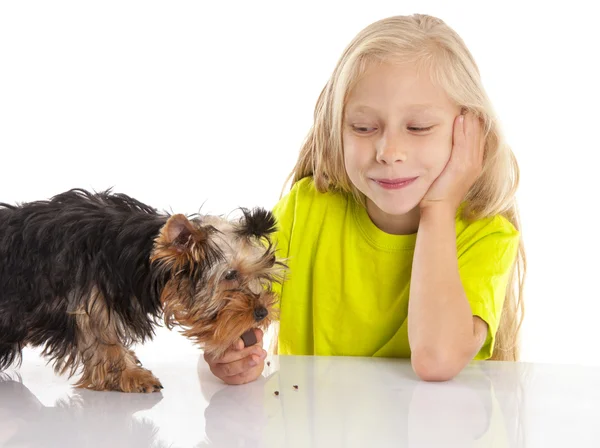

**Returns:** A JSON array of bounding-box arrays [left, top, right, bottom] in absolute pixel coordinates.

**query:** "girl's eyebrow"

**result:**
[[346, 103, 445, 114], [406, 103, 445, 115], [345, 105, 377, 114], [406, 103, 444, 112]]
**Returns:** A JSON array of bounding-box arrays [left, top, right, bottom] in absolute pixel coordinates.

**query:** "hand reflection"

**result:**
[[0, 373, 166, 448], [196, 355, 275, 447]]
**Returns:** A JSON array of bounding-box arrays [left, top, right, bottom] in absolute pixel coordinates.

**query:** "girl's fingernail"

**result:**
[[249, 358, 257, 367], [460, 114, 465, 124]]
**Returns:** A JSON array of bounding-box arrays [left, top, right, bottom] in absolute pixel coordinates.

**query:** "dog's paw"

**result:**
[[120, 367, 164, 393]]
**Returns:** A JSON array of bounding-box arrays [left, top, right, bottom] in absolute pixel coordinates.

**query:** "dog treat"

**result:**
[[241, 329, 257, 347], [274, 390, 280, 396]]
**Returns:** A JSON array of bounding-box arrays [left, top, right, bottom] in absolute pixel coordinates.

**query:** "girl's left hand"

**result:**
[[420, 112, 485, 213]]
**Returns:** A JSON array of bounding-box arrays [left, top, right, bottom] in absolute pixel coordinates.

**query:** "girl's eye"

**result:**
[[407, 126, 434, 132], [351, 125, 377, 133]]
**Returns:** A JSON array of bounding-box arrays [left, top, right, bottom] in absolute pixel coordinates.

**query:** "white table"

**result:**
[[1, 351, 599, 447]]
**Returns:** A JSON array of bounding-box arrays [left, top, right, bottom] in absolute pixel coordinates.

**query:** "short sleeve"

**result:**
[[267, 181, 298, 306], [457, 216, 520, 360]]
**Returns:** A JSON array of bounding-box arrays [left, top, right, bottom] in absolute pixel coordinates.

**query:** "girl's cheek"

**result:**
[[429, 134, 452, 162], [412, 141, 450, 180], [415, 141, 443, 164]]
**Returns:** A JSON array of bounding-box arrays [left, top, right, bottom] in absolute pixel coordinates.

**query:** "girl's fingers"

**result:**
[[452, 112, 466, 152], [213, 352, 265, 378], [204, 342, 264, 366], [477, 117, 485, 165], [222, 361, 266, 385], [459, 112, 484, 169]]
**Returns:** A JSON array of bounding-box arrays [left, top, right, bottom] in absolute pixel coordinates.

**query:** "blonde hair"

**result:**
[[284, 14, 526, 361]]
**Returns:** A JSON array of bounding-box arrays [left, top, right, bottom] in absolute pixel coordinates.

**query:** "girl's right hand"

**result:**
[[204, 328, 268, 385]]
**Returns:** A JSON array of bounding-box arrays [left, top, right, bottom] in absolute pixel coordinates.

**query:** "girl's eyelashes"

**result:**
[[351, 125, 377, 133], [349, 124, 435, 134], [407, 126, 434, 132]]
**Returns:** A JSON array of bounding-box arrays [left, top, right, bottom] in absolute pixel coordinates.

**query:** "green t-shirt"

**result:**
[[271, 177, 519, 360]]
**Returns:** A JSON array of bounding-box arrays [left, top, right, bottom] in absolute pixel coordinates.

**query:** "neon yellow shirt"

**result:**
[[271, 177, 519, 360]]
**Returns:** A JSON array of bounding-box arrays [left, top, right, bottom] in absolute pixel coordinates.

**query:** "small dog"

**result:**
[[0, 189, 285, 393]]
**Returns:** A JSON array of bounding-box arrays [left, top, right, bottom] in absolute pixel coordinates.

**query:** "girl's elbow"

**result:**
[[410, 349, 465, 382]]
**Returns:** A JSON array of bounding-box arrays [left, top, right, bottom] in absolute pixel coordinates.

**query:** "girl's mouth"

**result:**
[[371, 177, 418, 190]]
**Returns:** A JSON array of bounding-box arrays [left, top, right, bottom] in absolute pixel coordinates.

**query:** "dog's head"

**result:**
[[150, 207, 286, 358]]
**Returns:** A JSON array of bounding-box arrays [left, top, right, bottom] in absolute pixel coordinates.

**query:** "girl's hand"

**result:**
[[420, 112, 484, 213], [203, 328, 267, 385]]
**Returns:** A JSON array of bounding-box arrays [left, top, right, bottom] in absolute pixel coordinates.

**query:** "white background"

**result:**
[[1, 1, 598, 367]]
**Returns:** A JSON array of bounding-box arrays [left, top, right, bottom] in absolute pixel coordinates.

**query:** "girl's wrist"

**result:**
[[419, 202, 457, 225]]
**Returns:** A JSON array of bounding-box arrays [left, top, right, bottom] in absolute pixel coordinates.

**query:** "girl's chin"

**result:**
[[359, 178, 429, 214], [367, 196, 422, 217]]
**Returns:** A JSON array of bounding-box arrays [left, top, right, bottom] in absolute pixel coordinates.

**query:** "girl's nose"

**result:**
[[376, 135, 407, 164]]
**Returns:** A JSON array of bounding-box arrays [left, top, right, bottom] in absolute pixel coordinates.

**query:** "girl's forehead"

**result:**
[[345, 62, 455, 114]]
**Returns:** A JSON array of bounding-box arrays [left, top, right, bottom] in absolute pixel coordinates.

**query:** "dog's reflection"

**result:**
[[0, 373, 168, 448], [198, 357, 524, 448]]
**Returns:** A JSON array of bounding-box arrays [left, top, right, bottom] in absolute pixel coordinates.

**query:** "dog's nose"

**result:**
[[254, 306, 268, 322]]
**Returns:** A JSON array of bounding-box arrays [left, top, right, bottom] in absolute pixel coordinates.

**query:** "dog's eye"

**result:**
[[224, 270, 238, 281]]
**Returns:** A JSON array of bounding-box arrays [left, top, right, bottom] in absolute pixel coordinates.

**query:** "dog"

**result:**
[[0, 189, 285, 393]]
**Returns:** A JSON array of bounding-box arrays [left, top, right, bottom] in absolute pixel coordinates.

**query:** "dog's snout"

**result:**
[[253, 306, 268, 322]]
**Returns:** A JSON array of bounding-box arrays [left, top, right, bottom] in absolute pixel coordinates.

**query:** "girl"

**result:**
[[205, 13, 525, 383]]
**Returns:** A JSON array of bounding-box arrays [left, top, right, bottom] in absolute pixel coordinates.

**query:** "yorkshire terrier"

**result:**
[[0, 189, 285, 393]]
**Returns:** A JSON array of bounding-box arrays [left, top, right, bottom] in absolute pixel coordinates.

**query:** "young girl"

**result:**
[[205, 13, 525, 383]]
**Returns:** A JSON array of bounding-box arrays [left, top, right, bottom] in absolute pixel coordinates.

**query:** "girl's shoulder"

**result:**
[[455, 205, 520, 252], [275, 176, 346, 214], [288, 176, 340, 199]]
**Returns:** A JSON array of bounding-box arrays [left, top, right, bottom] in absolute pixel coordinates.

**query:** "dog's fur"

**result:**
[[0, 189, 285, 392]]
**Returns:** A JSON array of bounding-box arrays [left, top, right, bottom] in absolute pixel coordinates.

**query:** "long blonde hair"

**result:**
[[284, 14, 526, 361]]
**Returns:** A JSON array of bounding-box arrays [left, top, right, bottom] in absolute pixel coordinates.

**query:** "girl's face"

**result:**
[[342, 61, 461, 234]]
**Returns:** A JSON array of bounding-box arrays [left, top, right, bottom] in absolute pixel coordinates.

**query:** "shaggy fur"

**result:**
[[0, 189, 285, 392]]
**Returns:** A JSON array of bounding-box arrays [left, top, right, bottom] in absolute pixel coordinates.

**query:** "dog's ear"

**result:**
[[236, 207, 277, 239], [153, 214, 221, 269], [163, 214, 208, 252]]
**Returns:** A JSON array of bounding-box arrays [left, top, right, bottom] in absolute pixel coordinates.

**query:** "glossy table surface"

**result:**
[[1, 350, 599, 447]]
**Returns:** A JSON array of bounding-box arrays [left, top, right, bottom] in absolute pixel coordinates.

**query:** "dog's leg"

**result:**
[[127, 349, 143, 366], [71, 290, 162, 393], [75, 342, 162, 393]]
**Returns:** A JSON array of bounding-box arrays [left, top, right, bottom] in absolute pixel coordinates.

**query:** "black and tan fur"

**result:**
[[0, 189, 284, 392]]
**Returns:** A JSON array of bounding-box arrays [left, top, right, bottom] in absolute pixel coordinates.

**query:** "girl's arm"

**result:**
[[409, 113, 486, 381], [408, 205, 487, 381]]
